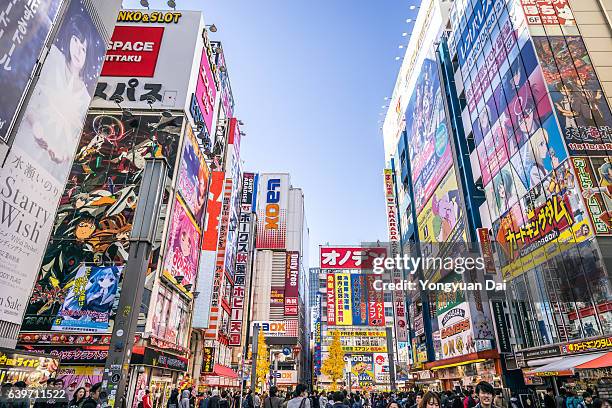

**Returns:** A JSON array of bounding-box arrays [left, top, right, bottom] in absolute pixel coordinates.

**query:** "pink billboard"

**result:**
[[163, 195, 201, 286], [195, 48, 217, 135]]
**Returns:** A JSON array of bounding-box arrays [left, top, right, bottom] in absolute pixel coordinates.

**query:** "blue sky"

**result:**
[[124, 0, 418, 267]]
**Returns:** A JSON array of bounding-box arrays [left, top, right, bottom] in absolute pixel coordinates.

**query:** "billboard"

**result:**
[[351, 274, 368, 326], [326, 274, 336, 326], [284, 252, 299, 316], [320, 247, 387, 270], [256, 174, 289, 249], [520, 0, 575, 26], [373, 353, 389, 383], [177, 125, 210, 226], [194, 43, 217, 138], [162, 194, 201, 287], [334, 273, 353, 326], [0, 0, 62, 142], [92, 10, 202, 110], [571, 157, 612, 235], [251, 320, 298, 338], [201, 172, 225, 251], [1, 0, 107, 327], [100, 25, 164, 77], [270, 287, 285, 307], [21, 112, 180, 331], [349, 354, 374, 386], [438, 302, 476, 359], [51, 265, 124, 333], [366, 275, 384, 327]]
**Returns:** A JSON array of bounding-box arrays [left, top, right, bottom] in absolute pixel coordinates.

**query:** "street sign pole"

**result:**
[[250, 325, 259, 392], [101, 158, 167, 408], [386, 326, 397, 392]]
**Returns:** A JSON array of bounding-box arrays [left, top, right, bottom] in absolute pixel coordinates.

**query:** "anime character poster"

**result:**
[[22, 113, 180, 331], [162, 195, 201, 287], [51, 265, 123, 332], [533, 36, 612, 155], [177, 125, 210, 226], [404, 57, 453, 214]]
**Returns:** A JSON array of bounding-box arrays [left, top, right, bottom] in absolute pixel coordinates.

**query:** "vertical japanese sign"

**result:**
[[334, 273, 352, 326], [228, 175, 253, 345], [326, 273, 336, 326], [366, 275, 384, 327], [202, 346, 215, 373], [0, 0, 63, 142], [385, 169, 407, 341], [314, 293, 322, 376], [477, 228, 497, 274], [351, 274, 368, 326], [284, 251, 299, 316]]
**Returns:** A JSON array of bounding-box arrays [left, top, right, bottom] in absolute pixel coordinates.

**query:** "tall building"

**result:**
[[384, 0, 612, 392], [0, 0, 123, 348], [248, 173, 309, 389]]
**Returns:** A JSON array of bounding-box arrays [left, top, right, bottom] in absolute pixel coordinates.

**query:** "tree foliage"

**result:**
[[321, 331, 345, 390], [255, 329, 269, 391]]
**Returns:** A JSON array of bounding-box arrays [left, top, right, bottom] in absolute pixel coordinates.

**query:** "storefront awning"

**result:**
[[576, 352, 612, 369], [211, 364, 238, 379], [531, 352, 608, 376]]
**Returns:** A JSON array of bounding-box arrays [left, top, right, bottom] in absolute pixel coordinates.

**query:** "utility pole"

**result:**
[[101, 158, 168, 408], [250, 325, 259, 392], [385, 326, 397, 392]]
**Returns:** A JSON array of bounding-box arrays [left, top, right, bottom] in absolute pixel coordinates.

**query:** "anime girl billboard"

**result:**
[[162, 195, 201, 287], [51, 265, 123, 332]]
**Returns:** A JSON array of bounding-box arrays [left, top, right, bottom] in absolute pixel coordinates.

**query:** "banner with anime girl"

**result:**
[[162, 195, 201, 287]]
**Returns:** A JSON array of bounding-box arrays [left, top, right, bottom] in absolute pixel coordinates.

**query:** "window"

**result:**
[[385, 307, 393, 317], [384, 292, 393, 303]]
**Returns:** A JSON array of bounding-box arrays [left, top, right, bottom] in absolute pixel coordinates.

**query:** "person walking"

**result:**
[[544, 389, 556, 408], [181, 389, 192, 408], [264, 387, 283, 408], [287, 385, 311, 408], [474, 382, 494, 408], [168, 390, 180, 408], [82, 383, 103, 408], [69, 388, 87, 408]]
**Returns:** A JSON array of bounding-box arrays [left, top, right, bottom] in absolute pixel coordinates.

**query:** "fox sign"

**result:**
[[256, 174, 289, 249]]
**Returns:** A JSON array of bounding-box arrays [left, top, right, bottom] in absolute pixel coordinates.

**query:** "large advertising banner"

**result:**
[[0, 0, 111, 328], [194, 44, 217, 137], [350, 354, 374, 386], [334, 273, 352, 326], [51, 265, 124, 333], [520, 0, 575, 26], [177, 125, 210, 226], [92, 10, 202, 111], [0, 0, 63, 142], [284, 251, 299, 316], [365, 275, 384, 327], [326, 273, 336, 326], [56, 366, 104, 400], [403, 58, 453, 213], [162, 194, 201, 287], [256, 174, 289, 249], [373, 353, 389, 383], [571, 157, 612, 235], [19, 113, 180, 332], [438, 302, 476, 359], [202, 172, 225, 251], [351, 274, 368, 326]]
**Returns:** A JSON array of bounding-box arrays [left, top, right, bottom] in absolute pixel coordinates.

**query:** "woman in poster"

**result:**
[[170, 214, 198, 284], [493, 168, 514, 215], [17, 2, 102, 181]]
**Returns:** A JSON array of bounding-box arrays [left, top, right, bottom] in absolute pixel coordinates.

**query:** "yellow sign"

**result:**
[[561, 336, 612, 354], [332, 330, 386, 337], [342, 346, 388, 353], [117, 10, 182, 24], [334, 273, 352, 325]]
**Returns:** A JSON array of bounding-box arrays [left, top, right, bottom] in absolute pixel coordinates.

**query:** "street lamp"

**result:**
[[206, 24, 218, 33]]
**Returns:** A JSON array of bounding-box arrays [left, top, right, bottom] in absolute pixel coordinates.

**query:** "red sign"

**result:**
[[202, 172, 225, 251], [320, 247, 387, 269], [366, 275, 384, 327], [520, 0, 575, 26], [284, 252, 299, 316], [101, 26, 164, 77], [326, 274, 336, 326], [477, 228, 496, 275]]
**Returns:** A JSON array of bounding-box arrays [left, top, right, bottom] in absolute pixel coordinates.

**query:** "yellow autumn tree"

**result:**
[[321, 330, 345, 390], [255, 329, 269, 392]]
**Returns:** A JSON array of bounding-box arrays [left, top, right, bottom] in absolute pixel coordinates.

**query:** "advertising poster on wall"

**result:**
[[572, 157, 612, 235], [162, 195, 201, 287], [195, 45, 218, 136], [56, 366, 104, 400], [0, 349, 59, 387], [351, 274, 368, 326], [365, 275, 384, 327], [51, 265, 123, 333], [335, 273, 353, 326], [284, 251, 299, 316], [532, 36, 612, 156], [0, 0, 109, 328], [326, 273, 336, 326], [177, 125, 210, 225], [0, 0, 63, 142], [373, 353, 389, 383], [350, 354, 374, 386], [404, 58, 453, 213], [520, 0, 575, 26], [270, 287, 285, 307], [256, 174, 289, 249], [100, 25, 165, 77], [438, 302, 476, 359]]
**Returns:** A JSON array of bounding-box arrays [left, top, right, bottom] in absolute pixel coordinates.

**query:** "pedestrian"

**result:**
[[142, 390, 153, 408], [493, 391, 504, 408], [388, 402, 401, 408], [329, 392, 348, 408], [169, 390, 180, 408], [254, 393, 262, 408], [593, 400, 612, 408], [556, 390, 567, 408], [578, 394, 594, 408], [181, 388, 192, 408], [209, 391, 221, 408], [411, 393, 424, 408], [264, 387, 283, 408], [235, 393, 242, 408], [567, 393, 581, 408], [464, 390, 477, 408], [69, 387, 87, 408], [82, 382, 103, 408], [354, 395, 364, 408], [190, 391, 198, 408], [474, 382, 494, 408], [287, 385, 311, 408], [544, 389, 556, 408], [319, 393, 328, 408], [220, 391, 231, 408]]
